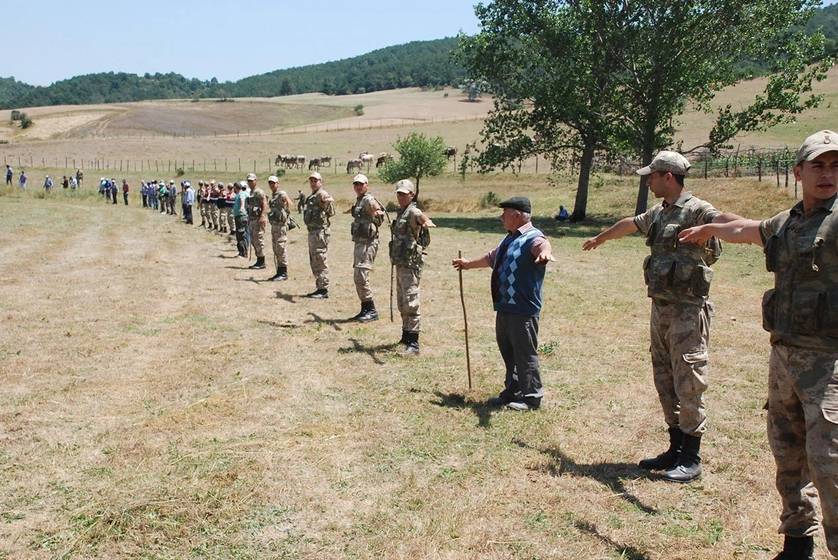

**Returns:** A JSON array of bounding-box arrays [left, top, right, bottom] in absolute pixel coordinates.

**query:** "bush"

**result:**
[[274, 168, 286, 178], [175, 167, 185, 177], [480, 191, 500, 208], [20, 113, 33, 129], [354, 104, 364, 116]]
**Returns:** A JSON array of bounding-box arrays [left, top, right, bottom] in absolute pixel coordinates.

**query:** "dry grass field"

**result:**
[[0, 67, 836, 559], [0, 169, 831, 559]]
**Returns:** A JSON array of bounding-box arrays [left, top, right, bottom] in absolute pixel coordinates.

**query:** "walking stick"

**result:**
[[458, 250, 472, 390]]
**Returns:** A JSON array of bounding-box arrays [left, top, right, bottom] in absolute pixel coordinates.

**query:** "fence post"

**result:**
[[784, 162, 789, 188], [238, 158, 241, 172], [704, 159, 708, 179], [757, 158, 762, 182], [775, 160, 780, 188]]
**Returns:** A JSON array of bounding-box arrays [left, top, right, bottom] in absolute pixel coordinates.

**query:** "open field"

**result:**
[[0, 171, 831, 559]]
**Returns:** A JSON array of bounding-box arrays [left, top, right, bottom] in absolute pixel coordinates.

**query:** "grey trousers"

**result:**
[[496, 312, 544, 401]]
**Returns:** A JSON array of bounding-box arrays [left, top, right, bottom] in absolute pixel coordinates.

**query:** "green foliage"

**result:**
[[175, 168, 185, 177], [354, 104, 364, 116], [378, 132, 447, 198], [274, 168, 286, 178], [479, 191, 500, 208], [19, 113, 33, 129]]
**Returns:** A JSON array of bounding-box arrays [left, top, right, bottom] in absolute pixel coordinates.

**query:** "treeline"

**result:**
[[0, 38, 464, 110]]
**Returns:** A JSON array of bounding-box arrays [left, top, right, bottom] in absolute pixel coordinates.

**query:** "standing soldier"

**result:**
[[232, 182, 249, 258], [679, 130, 838, 560], [349, 173, 385, 321], [303, 171, 336, 298], [225, 184, 236, 235], [197, 181, 206, 226], [389, 179, 434, 353], [582, 151, 740, 482], [208, 181, 220, 229], [245, 173, 268, 269], [267, 175, 293, 281]]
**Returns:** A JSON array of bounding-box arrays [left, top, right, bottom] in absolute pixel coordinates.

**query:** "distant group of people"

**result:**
[[4, 165, 84, 192]]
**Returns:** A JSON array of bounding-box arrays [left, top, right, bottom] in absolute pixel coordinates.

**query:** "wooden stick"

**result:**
[[458, 250, 472, 389], [389, 264, 395, 323]]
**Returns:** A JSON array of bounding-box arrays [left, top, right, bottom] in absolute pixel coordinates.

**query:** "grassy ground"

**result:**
[[0, 171, 829, 559]]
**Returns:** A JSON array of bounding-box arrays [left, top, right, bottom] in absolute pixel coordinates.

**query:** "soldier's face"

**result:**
[[269, 181, 278, 192], [353, 181, 367, 196], [309, 178, 321, 191], [647, 171, 667, 198], [796, 152, 838, 203], [396, 191, 412, 208]]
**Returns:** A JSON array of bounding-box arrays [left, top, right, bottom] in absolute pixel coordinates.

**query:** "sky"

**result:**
[[5, 0, 836, 87], [4, 0, 482, 86]]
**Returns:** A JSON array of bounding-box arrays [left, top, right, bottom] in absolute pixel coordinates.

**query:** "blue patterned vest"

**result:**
[[491, 227, 546, 316]]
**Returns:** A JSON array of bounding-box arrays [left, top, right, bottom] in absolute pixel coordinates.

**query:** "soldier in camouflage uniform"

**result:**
[[349, 173, 385, 321], [390, 179, 435, 354], [583, 151, 740, 483], [303, 171, 336, 299], [267, 175, 293, 281], [680, 131, 838, 560], [225, 184, 236, 235], [245, 173, 268, 270]]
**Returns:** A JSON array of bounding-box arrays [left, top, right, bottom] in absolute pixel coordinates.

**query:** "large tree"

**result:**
[[458, 0, 831, 219]]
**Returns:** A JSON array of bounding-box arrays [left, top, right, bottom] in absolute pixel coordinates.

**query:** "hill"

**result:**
[[1, 38, 464, 110]]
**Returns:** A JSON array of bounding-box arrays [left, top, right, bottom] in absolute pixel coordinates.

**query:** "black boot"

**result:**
[[357, 301, 379, 323], [404, 331, 420, 354], [275, 266, 288, 281], [305, 288, 328, 299], [771, 536, 815, 560], [249, 256, 266, 270], [662, 433, 702, 483], [639, 427, 683, 471], [351, 301, 368, 320]]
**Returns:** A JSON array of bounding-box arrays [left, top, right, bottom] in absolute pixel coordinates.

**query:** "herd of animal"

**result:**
[[274, 147, 459, 174]]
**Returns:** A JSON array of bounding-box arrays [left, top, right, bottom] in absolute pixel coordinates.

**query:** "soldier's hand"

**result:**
[[582, 236, 603, 251], [678, 225, 710, 245]]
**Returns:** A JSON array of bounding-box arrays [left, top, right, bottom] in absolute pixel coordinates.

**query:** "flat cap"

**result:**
[[636, 151, 691, 176], [498, 196, 531, 214], [796, 130, 838, 165], [394, 179, 415, 193]]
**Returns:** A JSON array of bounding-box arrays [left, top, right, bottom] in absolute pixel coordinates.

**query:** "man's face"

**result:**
[[269, 181, 278, 192], [309, 177, 321, 192], [500, 208, 521, 232], [353, 181, 367, 197], [396, 191, 412, 208], [796, 152, 838, 203], [247, 179, 256, 190], [647, 171, 668, 198]]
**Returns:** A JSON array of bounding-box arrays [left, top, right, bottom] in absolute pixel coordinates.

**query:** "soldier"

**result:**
[[216, 182, 227, 232], [582, 151, 740, 483], [679, 131, 838, 560], [267, 175, 293, 281], [349, 173, 385, 321], [453, 196, 553, 411], [245, 173, 268, 269], [389, 179, 435, 353], [232, 182, 249, 258], [208, 181, 220, 229], [303, 171, 336, 298], [225, 184, 236, 235], [197, 181, 206, 226]]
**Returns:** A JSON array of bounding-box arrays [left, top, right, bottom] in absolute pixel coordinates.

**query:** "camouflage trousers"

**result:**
[[650, 300, 711, 436], [219, 207, 230, 231], [249, 220, 266, 258], [768, 343, 838, 557], [308, 228, 330, 290], [353, 238, 379, 302], [210, 205, 220, 229], [226, 207, 235, 233], [270, 222, 288, 268], [396, 265, 421, 332], [199, 202, 208, 223]]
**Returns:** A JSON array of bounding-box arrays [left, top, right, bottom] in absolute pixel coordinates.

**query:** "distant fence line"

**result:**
[[1, 147, 802, 195]]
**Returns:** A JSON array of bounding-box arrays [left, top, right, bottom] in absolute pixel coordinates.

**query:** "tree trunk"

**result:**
[[634, 140, 655, 215], [570, 141, 596, 222], [414, 176, 420, 202]]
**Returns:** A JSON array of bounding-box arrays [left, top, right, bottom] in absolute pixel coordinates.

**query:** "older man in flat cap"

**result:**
[[453, 196, 553, 411], [582, 150, 741, 482], [679, 131, 838, 560]]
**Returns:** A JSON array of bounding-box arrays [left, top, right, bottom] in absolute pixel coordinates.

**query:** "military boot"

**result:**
[[357, 301, 379, 323], [249, 256, 266, 270], [771, 536, 815, 560], [275, 266, 288, 281], [639, 427, 683, 471], [662, 434, 702, 483], [404, 331, 420, 355], [350, 301, 367, 320], [305, 288, 328, 299]]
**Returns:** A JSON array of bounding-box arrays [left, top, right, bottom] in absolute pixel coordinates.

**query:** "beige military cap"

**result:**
[[267, 175, 279, 183], [352, 173, 368, 184], [636, 151, 691, 176], [395, 179, 415, 194], [246, 173, 257, 181], [796, 130, 838, 165], [309, 171, 322, 181]]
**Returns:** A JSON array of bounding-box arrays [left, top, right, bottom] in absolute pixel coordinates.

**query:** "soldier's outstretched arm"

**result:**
[[582, 217, 638, 251], [679, 219, 763, 247]]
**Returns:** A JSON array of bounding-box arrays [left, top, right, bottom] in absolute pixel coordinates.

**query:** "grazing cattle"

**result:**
[[294, 155, 306, 169], [346, 159, 363, 174], [359, 152, 374, 165], [319, 156, 332, 168], [376, 153, 393, 168], [444, 146, 457, 160], [309, 158, 321, 170]]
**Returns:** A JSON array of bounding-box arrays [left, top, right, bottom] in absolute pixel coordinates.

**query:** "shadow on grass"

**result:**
[[337, 338, 401, 365], [216, 253, 240, 259], [430, 391, 494, 429], [304, 312, 354, 331], [432, 215, 620, 240], [513, 439, 658, 515], [274, 292, 297, 303], [257, 319, 298, 329], [232, 276, 266, 285], [573, 520, 652, 560]]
